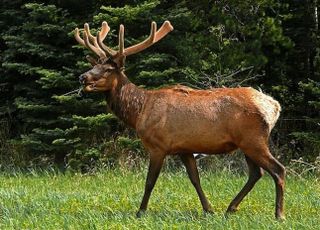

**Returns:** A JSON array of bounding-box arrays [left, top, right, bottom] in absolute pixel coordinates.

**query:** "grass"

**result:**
[[0, 168, 319, 229]]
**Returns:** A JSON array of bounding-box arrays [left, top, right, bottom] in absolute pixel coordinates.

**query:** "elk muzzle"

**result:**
[[79, 74, 87, 84]]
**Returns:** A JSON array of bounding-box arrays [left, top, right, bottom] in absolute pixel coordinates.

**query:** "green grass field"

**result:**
[[0, 168, 319, 229]]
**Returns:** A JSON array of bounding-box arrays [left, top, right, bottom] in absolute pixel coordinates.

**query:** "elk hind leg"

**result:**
[[242, 144, 285, 220], [226, 155, 264, 213]]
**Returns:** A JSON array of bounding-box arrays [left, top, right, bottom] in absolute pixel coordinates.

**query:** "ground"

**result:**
[[0, 169, 319, 229]]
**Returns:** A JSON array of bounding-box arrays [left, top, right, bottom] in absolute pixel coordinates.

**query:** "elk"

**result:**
[[74, 21, 285, 220]]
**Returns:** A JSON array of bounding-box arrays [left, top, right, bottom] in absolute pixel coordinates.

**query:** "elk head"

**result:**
[[74, 21, 174, 92]]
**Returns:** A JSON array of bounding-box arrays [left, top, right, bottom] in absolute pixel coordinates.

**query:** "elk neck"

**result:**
[[105, 71, 146, 129]]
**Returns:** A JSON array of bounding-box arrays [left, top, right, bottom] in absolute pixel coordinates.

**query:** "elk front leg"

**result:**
[[180, 154, 213, 213], [136, 153, 165, 217]]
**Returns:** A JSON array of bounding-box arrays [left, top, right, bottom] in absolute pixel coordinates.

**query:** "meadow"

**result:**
[[0, 168, 319, 229]]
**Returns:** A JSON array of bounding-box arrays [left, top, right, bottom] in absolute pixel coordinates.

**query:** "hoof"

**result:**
[[136, 210, 146, 218], [226, 206, 239, 213], [224, 206, 239, 219], [276, 214, 285, 221], [203, 208, 214, 217], [204, 208, 214, 214]]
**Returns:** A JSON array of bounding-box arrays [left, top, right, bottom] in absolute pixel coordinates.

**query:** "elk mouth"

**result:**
[[84, 82, 97, 91]]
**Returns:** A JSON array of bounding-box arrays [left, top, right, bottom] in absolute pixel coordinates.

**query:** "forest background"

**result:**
[[0, 0, 319, 172]]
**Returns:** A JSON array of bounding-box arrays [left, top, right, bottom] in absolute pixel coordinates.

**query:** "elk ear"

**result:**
[[86, 55, 98, 66]]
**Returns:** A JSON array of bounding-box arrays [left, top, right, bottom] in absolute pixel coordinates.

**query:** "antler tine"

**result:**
[[74, 28, 85, 46], [84, 23, 106, 58], [74, 23, 106, 58], [119, 24, 124, 55], [154, 21, 174, 42], [123, 21, 173, 56], [100, 21, 110, 40], [84, 23, 96, 43], [97, 21, 117, 57], [123, 21, 156, 56]]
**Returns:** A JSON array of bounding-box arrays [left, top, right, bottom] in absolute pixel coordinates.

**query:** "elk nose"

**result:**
[[79, 74, 86, 84]]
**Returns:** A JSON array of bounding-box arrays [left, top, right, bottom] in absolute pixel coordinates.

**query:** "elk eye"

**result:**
[[105, 67, 115, 72], [92, 75, 100, 80]]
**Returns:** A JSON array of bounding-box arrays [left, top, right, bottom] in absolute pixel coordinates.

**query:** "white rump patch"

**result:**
[[252, 91, 281, 132]]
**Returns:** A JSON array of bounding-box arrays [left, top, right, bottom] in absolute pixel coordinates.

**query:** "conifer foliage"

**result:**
[[0, 0, 319, 170]]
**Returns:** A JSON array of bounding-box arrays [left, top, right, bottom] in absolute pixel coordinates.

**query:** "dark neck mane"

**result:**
[[105, 72, 146, 129]]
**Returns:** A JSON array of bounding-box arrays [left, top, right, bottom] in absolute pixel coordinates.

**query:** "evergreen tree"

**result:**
[[0, 0, 319, 170], [275, 0, 320, 161], [0, 2, 116, 169]]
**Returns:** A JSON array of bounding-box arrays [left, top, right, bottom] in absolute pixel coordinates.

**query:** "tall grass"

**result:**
[[0, 168, 319, 229]]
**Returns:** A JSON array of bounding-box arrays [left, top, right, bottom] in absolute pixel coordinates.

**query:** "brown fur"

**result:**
[[82, 69, 285, 219], [75, 21, 285, 220]]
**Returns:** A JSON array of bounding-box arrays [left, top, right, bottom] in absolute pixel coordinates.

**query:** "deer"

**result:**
[[74, 20, 285, 220]]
